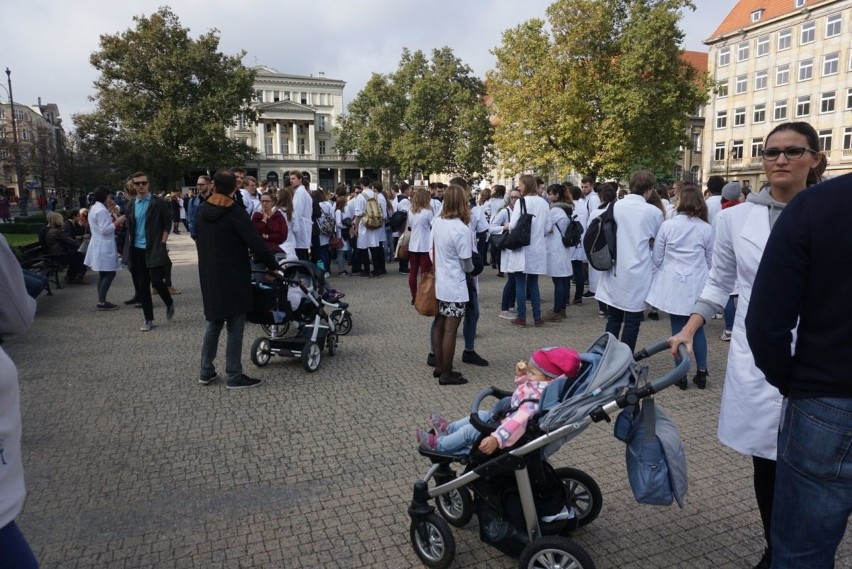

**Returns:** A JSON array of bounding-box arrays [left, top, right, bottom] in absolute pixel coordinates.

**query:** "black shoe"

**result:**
[[648, 310, 660, 321], [166, 303, 175, 321], [426, 353, 435, 367], [439, 375, 468, 385], [462, 350, 489, 366], [356, 272, 372, 278], [399, 269, 410, 274], [582, 291, 595, 298], [226, 374, 263, 390], [692, 370, 708, 389], [123, 297, 139, 305], [677, 378, 688, 390], [754, 548, 771, 569], [97, 302, 119, 311], [134, 302, 143, 308], [199, 374, 219, 385], [433, 370, 463, 378]]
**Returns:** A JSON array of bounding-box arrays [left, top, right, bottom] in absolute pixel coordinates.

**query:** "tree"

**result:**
[[336, 47, 493, 180], [487, 0, 707, 180], [72, 6, 257, 192]]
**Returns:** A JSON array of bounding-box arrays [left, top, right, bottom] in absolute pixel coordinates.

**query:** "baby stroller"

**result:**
[[247, 260, 352, 372], [408, 333, 689, 569]]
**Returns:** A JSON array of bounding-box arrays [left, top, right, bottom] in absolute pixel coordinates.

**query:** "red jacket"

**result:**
[[251, 209, 287, 252]]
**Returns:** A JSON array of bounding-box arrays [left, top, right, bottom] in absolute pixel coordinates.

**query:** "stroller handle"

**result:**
[[634, 341, 690, 395]]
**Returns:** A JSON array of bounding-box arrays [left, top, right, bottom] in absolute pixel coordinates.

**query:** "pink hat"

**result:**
[[529, 347, 581, 379]]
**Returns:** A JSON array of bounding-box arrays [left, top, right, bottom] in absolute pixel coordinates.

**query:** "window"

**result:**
[[237, 113, 246, 129], [843, 127, 852, 150], [755, 70, 768, 90], [13, 109, 24, 121], [731, 140, 744, 160], [300, 93, 308, 105], [735, 75, 747, 94], [0, 109, 4, 119], [690, 165, 700, 182], [21, 129, 28, 141], [795, 0, 805, 7], [717, 79, 729, 98], [778, 29, 792, 51], [751, 137, 764, 158], [821, 92, 835, 113], [255, 90, 263, 102], [757, 36, 770, 57], [801, 21, 815, 44], [280, 138, 289, 154], [798, 59, 813, 81], [298, 139, 306, 154], [738, 41, 750, 62], [318, 140, 326, 155], [754, 104, 766, 123], [847, 88, 852, 110], [819, 130, 832, 152], [775, 100, 788, 120], [691, 130, 702, 152], [751, 10, 764, 22], [264, 138, 273, 155], [318, 115, 327, 132], [776, 64, 790, 86], [796, 95, 811, 117], [714, 142, 726, 161], [826, 14, 842, 37], [716, 110, 728, 129], [824, 53, 839, 76], [718, 47, 731, 67], [734, 108, 746, 126]]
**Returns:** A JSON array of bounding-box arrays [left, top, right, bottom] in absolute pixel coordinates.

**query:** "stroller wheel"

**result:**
[[409, 513, 455, 569], [331, 310, 353, 335], [250, 337, 272, 367], [554, 467, 603, 528], [301, 341, 322, 372], [519, 536, 595, 569], [435, 486, 473, 528], [326, 333, 338, 356], [261, 321, 290, 338]]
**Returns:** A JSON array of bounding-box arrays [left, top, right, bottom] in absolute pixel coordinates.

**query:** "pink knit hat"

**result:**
[[529, 347, 581, 379]]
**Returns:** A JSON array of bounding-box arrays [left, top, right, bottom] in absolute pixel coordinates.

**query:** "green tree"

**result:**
[[72, 6, 257, 192], [336, 47, 493, 180], [487, 0, 707, 180]]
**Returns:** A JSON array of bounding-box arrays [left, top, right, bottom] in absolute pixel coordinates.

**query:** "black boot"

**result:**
[[754, 548, 771, 569], [693, 369, 708, 389], [677, 377, 688, 390]]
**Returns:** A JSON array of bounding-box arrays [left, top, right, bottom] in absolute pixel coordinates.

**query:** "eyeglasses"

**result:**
[[260, 199, 272, 203], [509, 196, 520, 200], [760, 147, 817, 161], [133, 181, 149, 186]]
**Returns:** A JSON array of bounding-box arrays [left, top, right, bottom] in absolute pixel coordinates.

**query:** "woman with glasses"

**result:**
[[669, 121, 826, 569], [251, 193, 287, 258]]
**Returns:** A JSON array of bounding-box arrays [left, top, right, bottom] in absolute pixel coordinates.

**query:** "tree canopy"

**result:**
[[336, 47, 493, 180], [486, 0, 707, 180], [72, 6, 256, 191]]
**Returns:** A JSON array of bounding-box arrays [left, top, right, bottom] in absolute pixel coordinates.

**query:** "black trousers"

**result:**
[[130, 247, 172, 322], [360, 246, 385, 275]]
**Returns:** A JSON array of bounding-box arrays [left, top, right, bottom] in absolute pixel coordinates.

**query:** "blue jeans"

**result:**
[[501, 276, 516, 311], [463, 284, 479, 352], [724, 295, 737, 331], [771, 397, 852, 568], [514, 273, 541, 321], [437, 411, 493, 455], [0, 521, 39, 568], [552, 276, 569, 313], [200, 313, 246, 382], [605, 307, 643, 352], [670, 314, 707, 371]]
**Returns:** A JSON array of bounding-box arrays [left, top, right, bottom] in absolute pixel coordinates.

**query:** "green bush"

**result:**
[[0, 223, 45, 234]]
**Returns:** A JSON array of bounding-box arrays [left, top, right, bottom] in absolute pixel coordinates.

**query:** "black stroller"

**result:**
[[408, 333, 689, 569], [247, 260, 352, 372]]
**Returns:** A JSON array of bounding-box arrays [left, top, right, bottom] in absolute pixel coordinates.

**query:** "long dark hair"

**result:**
[[765, 121, 827, 186]]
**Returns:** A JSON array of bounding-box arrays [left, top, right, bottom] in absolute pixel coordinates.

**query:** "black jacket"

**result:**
[[196, 193, 277, 322], [746, 173, 852, 398], [124, 194, 171, 269]]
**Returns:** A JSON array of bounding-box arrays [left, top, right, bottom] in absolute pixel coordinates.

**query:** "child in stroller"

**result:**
[[416, 347, 581, 456]]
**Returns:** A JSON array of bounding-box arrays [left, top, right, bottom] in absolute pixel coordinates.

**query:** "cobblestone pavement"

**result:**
[[8, 232, 852, 569]]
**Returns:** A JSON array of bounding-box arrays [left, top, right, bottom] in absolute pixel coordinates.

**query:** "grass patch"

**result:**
[[3, 234, 38, 247]]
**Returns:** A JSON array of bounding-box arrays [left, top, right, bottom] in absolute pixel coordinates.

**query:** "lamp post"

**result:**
[[5, 68, 28, 216]]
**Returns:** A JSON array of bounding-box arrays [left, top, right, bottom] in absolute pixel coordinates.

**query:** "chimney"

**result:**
[[318, 71, 325, 77], [38, 96, 42, 106]]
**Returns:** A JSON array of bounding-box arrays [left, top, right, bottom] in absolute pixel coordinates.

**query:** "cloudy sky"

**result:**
[[2, 0, 737, 129]]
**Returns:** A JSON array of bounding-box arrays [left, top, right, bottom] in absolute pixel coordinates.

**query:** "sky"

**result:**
[[1, 0, 739, 130]]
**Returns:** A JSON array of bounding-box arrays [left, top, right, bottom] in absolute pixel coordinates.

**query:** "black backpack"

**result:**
[[385, 210, 408, 232], [583, 202, 617, 271], [558, 215, 584, 248]]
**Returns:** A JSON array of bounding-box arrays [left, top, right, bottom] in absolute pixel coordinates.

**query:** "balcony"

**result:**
[[256, 153, 353, 163]]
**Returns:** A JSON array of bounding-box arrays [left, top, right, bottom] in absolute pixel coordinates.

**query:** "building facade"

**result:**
[[227, 66, 373, 191], [675, 51, 709, 185], [704, 0, 852, 189]]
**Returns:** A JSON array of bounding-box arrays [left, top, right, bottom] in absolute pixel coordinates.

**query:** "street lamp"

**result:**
[[5, 68, 28, 216]]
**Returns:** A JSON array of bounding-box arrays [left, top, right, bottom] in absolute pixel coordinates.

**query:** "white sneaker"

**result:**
[[721, 330, 732, 341], [140, 320, 153, 332], [712, 311, 724, 319], [498, 310, 514, 319]]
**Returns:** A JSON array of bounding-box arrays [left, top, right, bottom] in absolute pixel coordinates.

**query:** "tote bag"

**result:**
[[414, 269, 437, 316], [502, 197, 533, 250]]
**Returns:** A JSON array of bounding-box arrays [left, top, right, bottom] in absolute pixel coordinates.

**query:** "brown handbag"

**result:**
[[395, 229, 410, 260], [414, 269, 437, 316]]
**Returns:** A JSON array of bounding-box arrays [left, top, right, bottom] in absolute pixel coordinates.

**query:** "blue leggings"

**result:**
[[0, 521, 39, 568], [670, 314, 708, 371]]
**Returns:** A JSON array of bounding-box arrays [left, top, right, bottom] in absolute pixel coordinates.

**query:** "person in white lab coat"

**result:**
[[289, 171, 313, 260], [84, 186, 126, 310], [645, 183, 713, 389], [705, 175, 725, 224], [669, 121, 826, 569], [568, 185, 589, 305], [544, 184, 573, 321], [595, 171, 663, 352], [587, 183, 617, 317]]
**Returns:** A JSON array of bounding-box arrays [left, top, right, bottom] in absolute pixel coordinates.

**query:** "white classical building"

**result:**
[[227, 66, 373, 190], [703, 0, 852, 189]]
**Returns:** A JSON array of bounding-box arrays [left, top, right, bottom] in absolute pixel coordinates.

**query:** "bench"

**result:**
[[18, 242, 63, 296]]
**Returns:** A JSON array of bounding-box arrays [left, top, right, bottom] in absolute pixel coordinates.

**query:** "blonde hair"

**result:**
[[410, 188, 432, 214], [439, 184, 470, 224], [47, 212, 64, 228]]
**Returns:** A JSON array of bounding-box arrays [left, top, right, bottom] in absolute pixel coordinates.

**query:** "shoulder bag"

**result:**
[[414, 244, 437, 316], [502, 197, 533, 250]]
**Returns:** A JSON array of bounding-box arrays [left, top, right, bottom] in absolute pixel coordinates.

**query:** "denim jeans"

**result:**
[[605, 307, 643, 352], [724, 295, 737, 332], [670, 314, 707, 370], [0, 521, 39, 568], [437, 410, 493, 455], [570, 260, 585, 301], [552, 276, 569, 313], [97, 271, 116, 303], [501, 275, 516, 311], [200, 313, 246, 381], [463, 283, 479, 351], [771, 397, 852, 568], [514, 273, 541, 321]]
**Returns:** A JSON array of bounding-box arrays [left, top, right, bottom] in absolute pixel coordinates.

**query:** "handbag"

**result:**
[[395, 229, 410, 261], [328, 236, 343, 250], [77, 236, 90, 254], [414, 244, 437, 316], [502, 197, 533, 250], [490, 230, 509, 250]]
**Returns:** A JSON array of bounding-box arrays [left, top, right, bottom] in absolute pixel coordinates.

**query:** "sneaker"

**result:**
[[721, 330, 732, 342], [123, 297, 139, 305], [199, 374, 219, 385], [338, 271, 350, 277], [582, 291, 595, 298], [97, 302, 119, 311], [712, 311, 723, 319], [497, 272, 505, 278], [533, 319, 545, 328], [168, 287, 181, 295], [647, 310, 659, 321], [510, 318, 527, 328], [166, 303, 175, 320], [399, 269, 410, 274], [416, 428, 439, 450], [426, 353, 436, 367], [356, 272, 372, 278], [428, 412, 450, 435], [692, 370, 708, 389], [597, 310, 606, 318], [498, 310, 514, 319], [226, 374, 263, 390], [572, 299, 583, 305], [134, 302, 143, 308], [462, 350, 489, 366], [140, 320, 153, 332], [438, 374, 468, 386]]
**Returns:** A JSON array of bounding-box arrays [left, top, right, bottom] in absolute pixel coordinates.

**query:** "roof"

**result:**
[[251, 65, 345, 86], [681, 50, 708, 75], [708, 0, 835, 41]]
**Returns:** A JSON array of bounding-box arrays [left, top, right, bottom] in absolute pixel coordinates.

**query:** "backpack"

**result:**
[[363, 192, 385, 229], [316, 210, 336, 237], [558, 215, 584, 248], [583, 201, 617, 271], [386, 210, 408, 232]]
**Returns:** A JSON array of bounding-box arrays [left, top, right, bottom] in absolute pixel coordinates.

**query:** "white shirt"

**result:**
[[595, 194, 663, 312], [407, 208, 434, 253], [291, 185, 313, 249], [429, 217, 472, 303]]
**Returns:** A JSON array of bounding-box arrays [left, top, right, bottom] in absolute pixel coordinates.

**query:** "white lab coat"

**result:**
[[595, 194, 663, 312], [278, 209, 297, 259], [353, 188, 386, 249], [429, 217, 472, 303], [407, 208, 434, 253], [84, 201, 122, 272], [702, 201, 783, 460], [489, 206, 511, 273], [334, 208, 350, 253], [291, 185, 313, 249], [586, 206, 606, 293], [645, 214, 713, 316], [570, 198, 590, 262], [504, 195, 551, 275], [545, 206, 573, 278], [706, 195, 723, 224]]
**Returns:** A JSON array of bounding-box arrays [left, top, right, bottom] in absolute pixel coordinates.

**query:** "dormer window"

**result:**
[[795, 0, 805, 7], [751, 9, 764, 22]]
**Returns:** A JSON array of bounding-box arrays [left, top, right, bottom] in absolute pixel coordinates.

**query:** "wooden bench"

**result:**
[[18, 242, 63, 296]]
